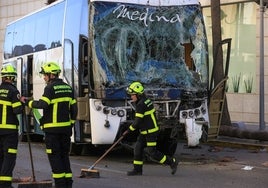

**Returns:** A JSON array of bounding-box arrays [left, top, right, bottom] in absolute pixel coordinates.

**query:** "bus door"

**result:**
[[17, 55, 35, 140], [79, 36, 90, 97], [21, 55, 33, 99], [75, 36, 91, 144]]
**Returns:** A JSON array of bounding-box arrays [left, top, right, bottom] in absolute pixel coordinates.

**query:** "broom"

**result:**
[[17, 107, 53, 188], [80, 130, 128, 178]]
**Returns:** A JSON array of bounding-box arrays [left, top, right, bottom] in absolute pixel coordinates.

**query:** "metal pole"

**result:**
[[260, 0, 266, 130]]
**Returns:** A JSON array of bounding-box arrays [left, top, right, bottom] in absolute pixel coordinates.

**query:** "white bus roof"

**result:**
[[90, 0, 199, 6]]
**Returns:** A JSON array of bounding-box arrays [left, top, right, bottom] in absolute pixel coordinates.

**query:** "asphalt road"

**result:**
[[12, 141, 268, 188]]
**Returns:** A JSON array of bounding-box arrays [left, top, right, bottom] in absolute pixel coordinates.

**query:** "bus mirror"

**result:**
[[76, 96, 90, 121]]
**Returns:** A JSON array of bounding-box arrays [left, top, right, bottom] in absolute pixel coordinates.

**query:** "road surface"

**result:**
[[12, 141, 268, 188]]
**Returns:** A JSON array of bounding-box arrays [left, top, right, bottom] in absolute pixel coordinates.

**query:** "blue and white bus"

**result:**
[[3, 0, 209, 155]]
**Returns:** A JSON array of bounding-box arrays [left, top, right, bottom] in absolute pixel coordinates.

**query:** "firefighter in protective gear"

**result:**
[[22, 62, 77, 188], [0, 65, 23, 188], [125, 81, 178, 176]]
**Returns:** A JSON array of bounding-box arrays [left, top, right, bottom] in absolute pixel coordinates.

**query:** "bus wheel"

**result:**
[[70, 143, 83, 156]]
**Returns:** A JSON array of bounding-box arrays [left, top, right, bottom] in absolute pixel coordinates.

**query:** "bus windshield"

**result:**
[[90, 1, 208, 95]]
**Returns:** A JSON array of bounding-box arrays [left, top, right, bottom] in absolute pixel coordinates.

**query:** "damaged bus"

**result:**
[[3, 0, 209, 155]]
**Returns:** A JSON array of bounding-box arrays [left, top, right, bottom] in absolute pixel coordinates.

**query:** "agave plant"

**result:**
[[244, 75, 253, 93], [232, 73, 241, 93]]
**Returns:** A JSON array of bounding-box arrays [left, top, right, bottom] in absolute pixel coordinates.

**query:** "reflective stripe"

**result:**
[[70, 99, 76, 105], [44, 122, 71, 128], [46, 149, 52, 154], [159, 155, 167, 164], [133, 160, 143, 165], [135, 113, 144, 118], [135, 109, 155, 118], [144, 108, 155, 115], [29, 100, 33, 108], [41, 96, 50, 105], [51, 97, 72, 104], [65, 173, 72, 178], [8, 148, 17, 154], [140, 127, 159, 135], [12, 101, 22, 108], [140, 109, 159, 135], [53, 173, 65, 179], [0, 100, 12, 106], [129, 125, 135, 131], [0, 100, 12, 126], [0, 124, 17, 129], [43, 97, 73, 128], [0, 176, 12, 181], [146, 142, 157, 146]]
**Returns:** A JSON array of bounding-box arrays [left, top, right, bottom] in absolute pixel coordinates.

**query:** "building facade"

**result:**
[[0, 0, 267, 126], [200, 0, 268, 127]]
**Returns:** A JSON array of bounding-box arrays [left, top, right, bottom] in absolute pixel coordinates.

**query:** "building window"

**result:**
[[203, 2, 256, 93]]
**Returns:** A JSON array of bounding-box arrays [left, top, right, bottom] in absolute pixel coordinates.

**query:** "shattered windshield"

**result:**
[[91, 2, 208, 97]]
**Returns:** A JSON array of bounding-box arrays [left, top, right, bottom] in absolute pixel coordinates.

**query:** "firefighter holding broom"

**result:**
[[22, 62, 77, 188], [0, 65, 23, 188], [125, 81, 178, 176]]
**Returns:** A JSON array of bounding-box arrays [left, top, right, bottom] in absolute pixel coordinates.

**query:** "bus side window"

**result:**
[[22, 45, 33, 55], [34, 44, 46, 52], [13, 46, 22, 56]]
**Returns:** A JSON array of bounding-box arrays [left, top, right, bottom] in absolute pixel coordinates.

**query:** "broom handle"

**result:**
[[26, 129, 36, 182], [23, 107, 36, 182], [89, 134, 125, 169]]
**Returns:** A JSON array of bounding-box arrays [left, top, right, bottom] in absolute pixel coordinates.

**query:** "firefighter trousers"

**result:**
[[0, 133, 18, 188], [45, 133, 73, 188], [132, 133, 173, 171]]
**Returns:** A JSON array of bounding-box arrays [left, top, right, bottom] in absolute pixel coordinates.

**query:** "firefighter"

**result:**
[[22, 62, 77, 188], [0, 65, 23, 188], [125, 81, 178, 176]]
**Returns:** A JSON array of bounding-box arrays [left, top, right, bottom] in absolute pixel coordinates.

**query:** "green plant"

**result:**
[[244, 75, 253, 93], [232, 73, 241, 93]]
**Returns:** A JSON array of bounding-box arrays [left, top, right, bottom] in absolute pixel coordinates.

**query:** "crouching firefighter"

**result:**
[[0, 65, 23, 188], [22, 62, 77, 188], [124, 81, 178, 176]]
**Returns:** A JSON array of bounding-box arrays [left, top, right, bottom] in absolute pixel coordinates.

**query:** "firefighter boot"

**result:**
[[170, 157, 178, 175], [66, 178, 73, 188], [127, 164, 142, 176]]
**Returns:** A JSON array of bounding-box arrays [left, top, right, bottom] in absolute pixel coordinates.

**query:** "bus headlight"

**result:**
[[201, 107, 206, 114], [96, 105, 102, 111], [194, 109, 200, 116], [103, 107, 109, 114], [181, 111, 188, 119], [117, 110, 125, 117], [111, 108, 117, 115], [189, 110, 194, 118]]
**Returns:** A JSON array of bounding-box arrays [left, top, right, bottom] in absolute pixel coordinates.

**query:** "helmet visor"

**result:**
[[126, 87, 136, 95]]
